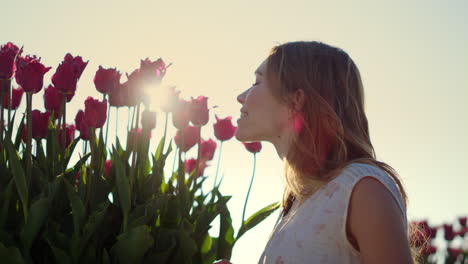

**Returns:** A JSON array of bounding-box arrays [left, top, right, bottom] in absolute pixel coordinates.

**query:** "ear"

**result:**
[[292, 89, 305, 112]]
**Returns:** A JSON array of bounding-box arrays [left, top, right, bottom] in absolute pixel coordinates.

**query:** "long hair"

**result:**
[[264, 41, 423, 261]]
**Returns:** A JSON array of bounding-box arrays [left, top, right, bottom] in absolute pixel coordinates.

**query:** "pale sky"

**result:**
[[2, 0, 467, 263]]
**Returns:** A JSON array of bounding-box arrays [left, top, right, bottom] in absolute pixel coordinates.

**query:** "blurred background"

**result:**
[[2, 0, 467, 263]]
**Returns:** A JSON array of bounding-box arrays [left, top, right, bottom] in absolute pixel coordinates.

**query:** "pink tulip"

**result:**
[[242, 142, 262, 153], [174, 126, 200, 152], [200, 138, 217, 161], [213, 115, 237, 141], [189, 96, 209, 126], [172, 99, 190, 130]]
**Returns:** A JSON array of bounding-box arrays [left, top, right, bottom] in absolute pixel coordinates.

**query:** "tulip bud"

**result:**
[[185, 158, 208, 178], [1, 86, 23, 110], [139, 58, 167, 84], [52, 53, 88, 95], [174, 126, 200, 152], [22, 110, 50, 141], [58, 123, 76, 148], [0, 42, 22, 79], [94, 66, 121, 94], [43, 85, 63, 117], [172, 99, 190, 130], [189, 96, 209, 126], [242, 141, 262, 153], [213, 115, 237, 141], [84, 97, 108, 128], [15, 55, 51, 94], [200, 138, 217, 161], [104, 160, 112, 178]]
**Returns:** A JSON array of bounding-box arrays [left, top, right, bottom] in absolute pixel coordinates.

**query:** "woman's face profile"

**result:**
[[235, 59, 290, 143]]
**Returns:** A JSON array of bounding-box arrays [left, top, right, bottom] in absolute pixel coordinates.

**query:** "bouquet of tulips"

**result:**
[[0, 42, 279, 264]]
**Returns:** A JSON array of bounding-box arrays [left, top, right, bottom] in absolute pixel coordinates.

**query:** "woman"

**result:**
[[234, 41, 416, 263]]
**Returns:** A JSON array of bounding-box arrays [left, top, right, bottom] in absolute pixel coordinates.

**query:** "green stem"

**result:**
[[62, 97, 66, 172], [161, 112, 168, 154], [105, 94, 110, 147], [7, 80, 11, 128], [213, 141, 224, 189], [194, 126, 202, 180], [26, 93, 32, 184], [241, 153, 257, 226], [115, 108, 119, 145]]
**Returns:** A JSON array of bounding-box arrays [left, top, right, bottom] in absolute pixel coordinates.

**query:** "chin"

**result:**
[[235, 128, 262, 142]]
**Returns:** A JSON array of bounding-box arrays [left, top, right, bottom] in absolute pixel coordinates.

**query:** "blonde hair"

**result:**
[[264, 41, 422, 261]]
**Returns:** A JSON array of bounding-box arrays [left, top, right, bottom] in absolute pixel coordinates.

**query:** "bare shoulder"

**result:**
[[347, 176, 413, 263]]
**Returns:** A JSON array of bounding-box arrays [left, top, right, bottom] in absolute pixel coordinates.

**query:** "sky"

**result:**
[[2, 0, 468, 263]]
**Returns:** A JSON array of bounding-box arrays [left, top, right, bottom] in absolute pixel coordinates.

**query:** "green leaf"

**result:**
[[4, 137, 28, 220], [82, 201, 109, 245], [64, 180, 86, 236], [0, 242, 25, 264], [110, 225, 154, 264], [48, 243, 72, 264], [0, 179, 14, 229], [14, 115, 25, 150], [20, 197, 49, 253], [201, 234, 212, 254], [63, 137, 80, 170], [236, 201, 280, 241], [113, 152, 131, 231]]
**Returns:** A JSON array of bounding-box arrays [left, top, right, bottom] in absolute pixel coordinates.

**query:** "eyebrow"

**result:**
[[254, 70, 263, 76]]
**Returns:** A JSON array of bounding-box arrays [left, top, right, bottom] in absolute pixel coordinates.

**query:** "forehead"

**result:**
[[255, 59, 267, 75]]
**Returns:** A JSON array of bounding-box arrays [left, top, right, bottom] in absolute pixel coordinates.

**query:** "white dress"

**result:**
[[258, 162, 408, 264]]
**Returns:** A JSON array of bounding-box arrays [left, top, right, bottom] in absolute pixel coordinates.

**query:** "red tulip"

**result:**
[[0, 42, 22, 79], [172, 99, 190, 130], [94, 66, 121, 94], [174, 125, 200, 152], [213, 115, 237, 141], [139, 58, 167, 84], [109, 84, 125, 107], [122, 70, 144, 107], [127, 128, 151, 151], [185, 158, 208, 178], [43, 85, 63, 116], [58, 123, 76, 148], [443, 224, 455, 241], [421, 244, 437, 257], [242, 141, 262, 153], [84, 97, 107, 128], [459, 217, 467, 227], [141, 110, 156, 129], [75, 170, 81, 187], [22, 110, 50, 141], [15, 55, 51, 93], [200, 138, 217, 161], [1, 86, 23, 109], [52, 53, 88, 95], [104, 160, 112, 178], [448, 247, 462, 258], [75, 110, 90, 140], [189, 96, 209, 126], [160, 86, 180, 113]]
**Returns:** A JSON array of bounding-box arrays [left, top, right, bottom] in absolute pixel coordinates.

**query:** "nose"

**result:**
[[237, 88, 249, 104]]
